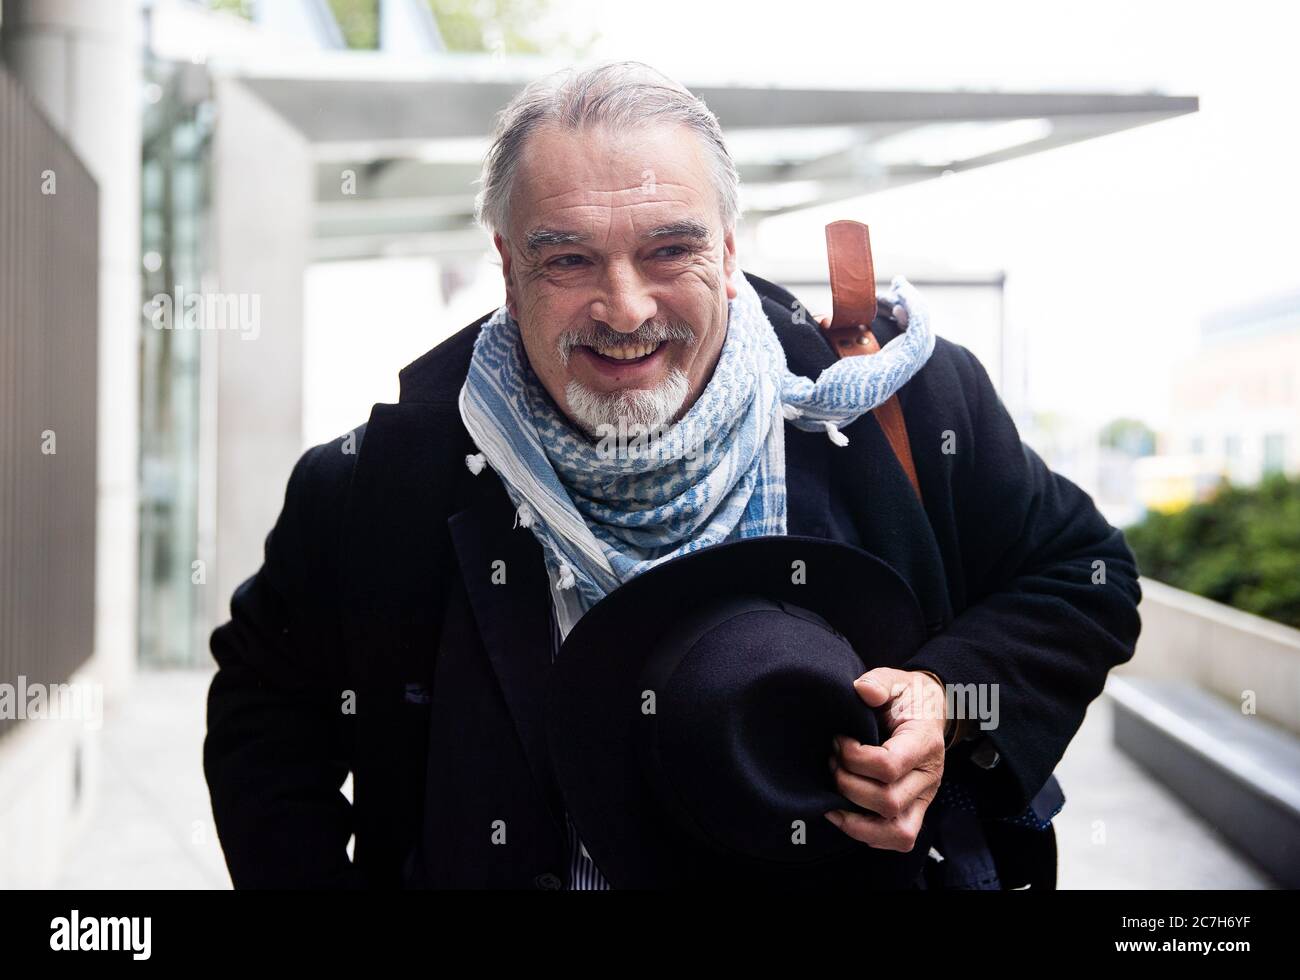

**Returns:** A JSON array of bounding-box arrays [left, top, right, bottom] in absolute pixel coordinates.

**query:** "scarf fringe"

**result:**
[[823, 420, 849, 447], [556, 561, 576, 590], [465, 451, 487, 475]]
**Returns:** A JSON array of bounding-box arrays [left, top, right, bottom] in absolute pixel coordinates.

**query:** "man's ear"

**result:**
[[722, 228, 738, 300], [494, 232, 518, 318]]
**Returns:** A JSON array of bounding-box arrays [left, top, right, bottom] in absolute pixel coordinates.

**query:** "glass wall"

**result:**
[[138, 60, 213, 666]]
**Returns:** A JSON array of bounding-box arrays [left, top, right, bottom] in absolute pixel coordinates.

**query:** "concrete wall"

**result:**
[[2, 0, 142, 705], [0, 64, 98, 736], [1120, 577, 1300, 737], [0, 0, 139, 888], [208, 77, 312, 627]]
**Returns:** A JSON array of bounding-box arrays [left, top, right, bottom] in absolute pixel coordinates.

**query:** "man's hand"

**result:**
[[823, 667, 946, 852]]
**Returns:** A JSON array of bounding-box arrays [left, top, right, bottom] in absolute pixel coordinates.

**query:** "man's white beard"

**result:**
[[564, 368, 691, 438]]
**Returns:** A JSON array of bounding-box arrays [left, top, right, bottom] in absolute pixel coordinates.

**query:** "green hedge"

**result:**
[[1123, 472, 1300, 630]]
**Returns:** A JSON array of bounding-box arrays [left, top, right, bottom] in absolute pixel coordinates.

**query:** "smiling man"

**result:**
[[203, 61, 1142, 890], [494, 123, 730, 438]]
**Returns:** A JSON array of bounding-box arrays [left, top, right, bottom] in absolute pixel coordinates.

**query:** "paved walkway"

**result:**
[[1055, 695, 1273, 888], [55, 669, 1275, 888], [57, 669, 231, 889]]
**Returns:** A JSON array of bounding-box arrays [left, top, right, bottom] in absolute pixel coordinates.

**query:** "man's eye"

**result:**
[[656, 245, 690, 258], [550, 254, 588, 268]]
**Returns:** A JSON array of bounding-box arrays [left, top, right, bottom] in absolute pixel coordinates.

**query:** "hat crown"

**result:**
[[545, 534, 933, 888], [635, 596, 881, 866]]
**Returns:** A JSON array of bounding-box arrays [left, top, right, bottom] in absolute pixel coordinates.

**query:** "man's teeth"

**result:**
[[591, 341, 661, 361]]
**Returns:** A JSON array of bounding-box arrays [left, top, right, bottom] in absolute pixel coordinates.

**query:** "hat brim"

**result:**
[[545, 534, 933, 889]]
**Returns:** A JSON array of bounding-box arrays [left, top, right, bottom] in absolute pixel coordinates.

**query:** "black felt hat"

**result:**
[[544, 534, 938, 889]]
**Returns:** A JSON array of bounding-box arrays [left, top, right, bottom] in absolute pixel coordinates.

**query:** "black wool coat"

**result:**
[[203, 272, 1143, 889]]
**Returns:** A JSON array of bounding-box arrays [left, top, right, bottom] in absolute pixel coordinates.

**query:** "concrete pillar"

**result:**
[[207, 76, 311, 623], [1, 0, 142, 700], [0, 0, 140, 887]]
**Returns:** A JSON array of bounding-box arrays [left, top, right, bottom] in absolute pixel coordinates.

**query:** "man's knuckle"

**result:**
[[833, 767, 854, 795], [878, 790, 902, 820]]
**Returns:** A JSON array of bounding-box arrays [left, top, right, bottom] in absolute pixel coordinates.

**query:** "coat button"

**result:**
[[534, 872, 563, 890], [971, 738, 1001, 770]]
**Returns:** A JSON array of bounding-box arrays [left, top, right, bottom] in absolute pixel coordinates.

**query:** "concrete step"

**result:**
[[1108, 675, 1300, 888]]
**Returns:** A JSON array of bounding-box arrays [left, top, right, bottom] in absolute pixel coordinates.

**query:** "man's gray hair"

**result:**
[[474, 61, 741, 238]]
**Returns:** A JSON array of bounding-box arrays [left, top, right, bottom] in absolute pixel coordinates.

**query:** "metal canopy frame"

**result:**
[[217, 62, 1196, 260]]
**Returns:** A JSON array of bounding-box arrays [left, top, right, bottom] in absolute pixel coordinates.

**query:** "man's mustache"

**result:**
[[557, 319, 698, 364]]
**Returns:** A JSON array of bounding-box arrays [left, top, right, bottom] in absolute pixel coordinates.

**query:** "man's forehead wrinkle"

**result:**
[[527, 194, 712, 230], [519, 198, 713, 255], [526, 179, 702, 211]]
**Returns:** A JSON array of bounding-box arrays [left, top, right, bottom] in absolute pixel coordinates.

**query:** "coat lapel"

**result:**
[[447, 471, 566, 830], [784, 422, 833, 538]]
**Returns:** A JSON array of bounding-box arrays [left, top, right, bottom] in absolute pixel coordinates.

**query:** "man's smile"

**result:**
[[573, 337, 673, 383], [580, 339, 665, 362]]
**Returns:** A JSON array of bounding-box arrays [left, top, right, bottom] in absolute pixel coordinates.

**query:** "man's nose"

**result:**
[[590, 261, 657, 334]]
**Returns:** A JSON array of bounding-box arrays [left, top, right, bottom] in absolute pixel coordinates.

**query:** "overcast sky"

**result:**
[[558, 0, 1300, 427]]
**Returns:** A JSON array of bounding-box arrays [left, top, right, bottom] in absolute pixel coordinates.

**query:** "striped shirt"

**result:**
[[549, 603, 612, 890]]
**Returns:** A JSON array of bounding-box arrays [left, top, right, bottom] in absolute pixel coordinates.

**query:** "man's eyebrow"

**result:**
[[524, 228, 591, 252], [523, 220, 712, 253], [643, 220, 711, 242]]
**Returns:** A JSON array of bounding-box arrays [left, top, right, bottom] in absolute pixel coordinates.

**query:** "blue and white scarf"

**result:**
[[458, 270, 935, 638]]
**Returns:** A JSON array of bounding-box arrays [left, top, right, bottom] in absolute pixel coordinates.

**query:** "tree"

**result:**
[[428, 0, 596, 56], [1123, 472, 1300, 629], [1099, 417, 1156, 457], [320, 0, 597, 54]]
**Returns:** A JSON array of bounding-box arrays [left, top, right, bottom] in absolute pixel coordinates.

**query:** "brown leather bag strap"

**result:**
[[823, 220, 923, 503]]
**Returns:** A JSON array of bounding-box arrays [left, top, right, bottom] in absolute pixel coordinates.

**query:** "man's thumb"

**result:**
[[853, 669, 892, 704]]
